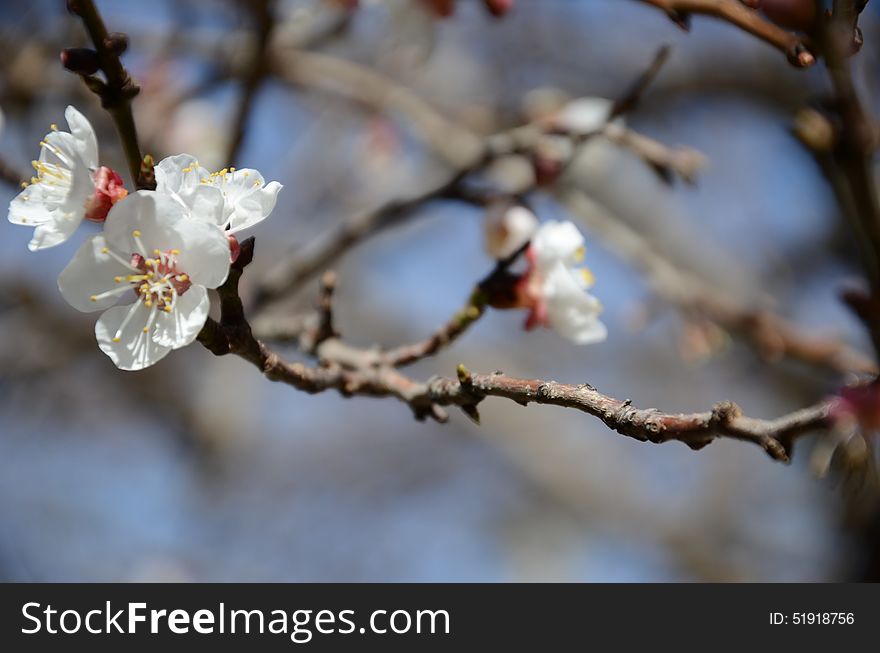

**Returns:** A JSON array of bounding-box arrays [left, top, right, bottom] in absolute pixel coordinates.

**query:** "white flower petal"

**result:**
[[484, 204, 538, 259], [64, 105, 98, 169], [104, 190, 188, 253], [96, 303, 172, 371], [104, 190, 230, 289], [8, 185, 54, 226], [227, 180, 282, 233], [7, 110, 96, 250], [547, 305, 608, 344], [532, 220, 585, 268], [180, 184, 226, 227], [172, 219, 231, 288], [58, 235, 134, 312], [28, 211, 84, 252], [555, 97, 615, 134], [154, 153, 206, 196], [152, 285, 209, 349], [542, 262, 606, 345]]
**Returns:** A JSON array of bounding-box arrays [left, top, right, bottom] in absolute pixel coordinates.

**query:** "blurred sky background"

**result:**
[[1, 0, 879, 581]]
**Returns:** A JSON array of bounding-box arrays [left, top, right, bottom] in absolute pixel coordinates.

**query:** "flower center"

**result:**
[[88, 230, 193, 342]]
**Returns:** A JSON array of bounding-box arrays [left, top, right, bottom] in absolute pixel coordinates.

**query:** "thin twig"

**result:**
[[636, 0, 815, 66], [200, 241, 832, 462], [68, 0, 146, 188]]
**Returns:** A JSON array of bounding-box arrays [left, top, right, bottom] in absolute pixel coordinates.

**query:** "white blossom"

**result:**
[[154, 153, 282, 236], [522, 220, 606, 345], [552, 97, 616, 135], [57, 191, 231, 370], [484, 203, 538, 259], [8, 106, 126, 251]]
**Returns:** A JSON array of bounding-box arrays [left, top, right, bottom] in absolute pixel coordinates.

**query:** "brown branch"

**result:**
[[561, 188, 877, 376], [381, 290, 487, 367], [202, 240, 832, 461], [0, 155, 25, 188], [67, 0, 147, 188], [635, 0, 815, 66], [601, 123, 708, 185], [816, 2, 880, 359]]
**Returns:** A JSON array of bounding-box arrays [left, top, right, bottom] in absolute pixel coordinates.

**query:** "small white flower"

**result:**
[[58, 191, 231, 370], [484, 202, 539, 260], [8, 106, 127, 251], [552, 97, 617, 135], [154, 153, 282, 236], [521, 220, 606, 345]]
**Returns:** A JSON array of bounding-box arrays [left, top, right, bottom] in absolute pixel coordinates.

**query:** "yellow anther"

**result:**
[[153, 249, 161, 255], [50, 123, 58, 131], [114, 276, 123, 283], [164, 306, 172, 313], [89, 295, 97, 302], [143, 326, 149, 333], [182, 166, 192, 173], [243, 171, 249, 177], [132, 230, 142, 237], [101, 247, 109, 254], [177, 274, 188, 282], [575, 246, 586, 263], [170, 248, 180, 255], [112, 337, 121, 343], [20, 182, 28, 189], [581, 268, 595, 286], [229, 167, 235, 173]]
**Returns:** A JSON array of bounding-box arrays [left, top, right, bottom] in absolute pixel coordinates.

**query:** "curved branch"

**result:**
[[201, 242, 832, 462], [635, 0, 815, 66], [68, 0, 146, 187]]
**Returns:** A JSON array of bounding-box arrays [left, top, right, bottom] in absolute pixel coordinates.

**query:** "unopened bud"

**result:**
[[792, 107, 836, 152], [228, 234, 241, 263], [104, 32, 129, 55], [60, 48, 100, 76], [421, 0, 455, 18], [483, 0, 514, 18], [484, 201, 538, 260], [84, 167, 128, 223]]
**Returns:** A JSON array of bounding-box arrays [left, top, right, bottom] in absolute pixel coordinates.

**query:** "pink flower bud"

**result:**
[[832, 383, 880, 432], [483, 0, 514, 17], [228, 234, 241, 263], [84, 166, 128, 223]]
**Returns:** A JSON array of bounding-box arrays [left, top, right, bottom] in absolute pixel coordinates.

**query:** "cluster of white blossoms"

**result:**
[[7, 106, 282, 371], [484, 205, 607, 346], [519, 220, 607, 345]]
